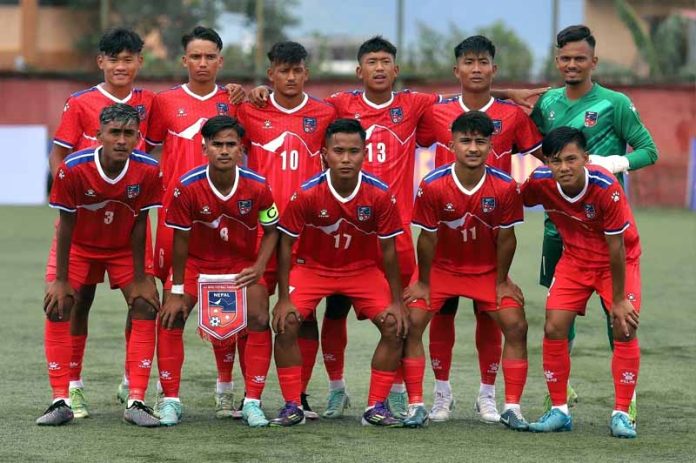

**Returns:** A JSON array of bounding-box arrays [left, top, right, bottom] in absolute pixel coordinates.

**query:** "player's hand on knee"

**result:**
[[127, 278, 160, 312], [381, 302, 410, 338], [225, 83, 246, 105], [234, 265, 262, 289], [44, 280, 75, 320], [403, 281, 429, 307], [160, 295, 189, 329], [272, 298, 299, 334], [496, 278, 524, 306], [249, 86, 271, 107], [612, 299, 639, 338]]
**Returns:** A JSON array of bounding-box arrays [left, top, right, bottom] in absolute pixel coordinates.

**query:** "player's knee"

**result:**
[[543, 320, 566, 339], [612, 326, 636, 343], [439, 297, 458, 315], [46, 306, 72, 323], [130, 298, 157, 320], [248, 310, 270, 331], [502, 316, 528, 342]]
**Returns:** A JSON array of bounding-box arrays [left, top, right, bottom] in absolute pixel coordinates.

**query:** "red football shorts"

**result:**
[[45, 217, 154, 283], [163, 260, 270, 302], [45, 245, 137, 290], [154, 209, 173, 282], [407, 266, 521, 313], [289, 266, 392, 321], [393, 227, 416, 287], [546, 258, 641, 314]]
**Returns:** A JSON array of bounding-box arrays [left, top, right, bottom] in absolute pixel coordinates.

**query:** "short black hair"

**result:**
[[450, 111, 494, 138], [100, 103, 140, 127], [556, 25, 596, 49], [357, 35, 397, 62], [541, 127, 587, 158], [267, 41, 308, 65], [325, 118, 366, 144], [99, 28, 144, 56], [182, 26, 223, 51], [454, 35, 495, 60], [201, 115, 245, 140]]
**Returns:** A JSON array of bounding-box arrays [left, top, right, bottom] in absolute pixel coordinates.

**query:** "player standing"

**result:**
[[235, 41, 336, 418], [404, 112, 528, 429], [158, 116, 279, 427], [273, 118, 408, 427], [38, 104, 162, 427], [146, 26, 245, 418], [523, 127, 641, 438], [530, 25, 657, 420], [47, 28, 155, 417], [416, 35, 542, 422]]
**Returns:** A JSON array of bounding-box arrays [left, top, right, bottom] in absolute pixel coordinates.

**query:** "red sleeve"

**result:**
[[164, 183, 193, 230], [520, 175, 542, 208], [500, 181, 524, 228], [514, 107, 543, 155], [411, 181, 439, 231], [49, 164, 78, 212], [411, 91, 440, 119], [323, 92, 343, 108], [53, 96, 83, 149], [277, 190, 306, 237], [601, 183, 630, 235], [416, 105, 437, 147], [235, 104, 253, 151], [139, 168, 164, 211], [376, 190, 403, 239], [145, 95, 166, 146]]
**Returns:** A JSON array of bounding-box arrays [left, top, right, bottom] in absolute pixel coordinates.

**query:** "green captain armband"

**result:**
[[259, 203, 279, 225]]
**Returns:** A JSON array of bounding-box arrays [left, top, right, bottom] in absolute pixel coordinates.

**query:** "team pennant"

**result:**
[[197, 274, 247, 344]]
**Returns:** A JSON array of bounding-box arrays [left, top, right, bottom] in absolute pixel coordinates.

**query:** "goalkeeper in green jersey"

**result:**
[[530, 25, 657, 422]]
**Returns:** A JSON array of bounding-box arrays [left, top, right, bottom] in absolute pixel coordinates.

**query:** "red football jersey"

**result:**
[[278, 171, 403, 277], [236, 94, 336, 212], [49, 148, 162, 255], [53, 84, 154, 152], [417, 96, 542, 172], [326, 90, 439, 223], [412, 164, 523, 275], [521, 165, 641, 269], [165, 165, 277, 269], [146, 84, 236, 194]]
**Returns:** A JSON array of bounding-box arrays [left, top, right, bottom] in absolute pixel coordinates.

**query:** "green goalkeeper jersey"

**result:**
[[531, 82, 658, 237]]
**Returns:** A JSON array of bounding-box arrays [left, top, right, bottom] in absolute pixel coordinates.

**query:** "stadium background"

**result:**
[[0, 1, 694, 462]]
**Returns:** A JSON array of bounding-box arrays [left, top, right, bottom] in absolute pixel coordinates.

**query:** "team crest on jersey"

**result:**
[[492, 119, 502, 135], [127, 184, 140, 199], [238, 199, 252, 215], [217, 103, 229, 115], [482, 197, 496, 213], [584, 111, 598, 127], [357, 206, 372, 221], [583, 204, 596, 219], [390, 107, 404, 124], [303, 117, 317, 133], [135, 104, 146, 120]]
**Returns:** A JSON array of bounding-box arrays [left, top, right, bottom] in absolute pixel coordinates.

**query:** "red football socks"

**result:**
[[244, 330, 272, 400], [45, 320, 71, 399], [127, 319, 156, 401], [237, 333, 247, 378], [429, 313, 455, 381], [502, 358, 528, 405], [403, 356, 425, 404], [69, 334, 87, 381], [476, 311, 502, 385], [321, 317, 347, 381], [543, 337, 570, 406], [277, 365, 302, 404], [612, 338, 640, 412], [298, 337, 319, 393], [123, 327, 131, 382], [211, 338, 235, 383], [367, 368, 397, 406], [156, 324, 184, 398]]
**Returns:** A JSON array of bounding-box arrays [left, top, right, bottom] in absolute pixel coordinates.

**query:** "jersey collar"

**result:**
[[450, 163, 486, 196], [327, 171, 362, 204], [182, 83, 220, 102], [206, 165, 239, 201], [94, 147, 129, 185], [458, 96, 495, 113], [96, 84, 132, 104], [362, 92, 394, 109], [269, 93, 309, 114], [556, 167, 589, 203]]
